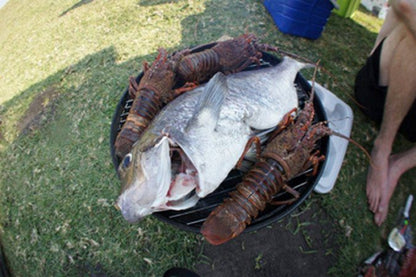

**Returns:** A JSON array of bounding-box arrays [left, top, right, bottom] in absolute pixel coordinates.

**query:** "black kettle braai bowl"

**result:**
[[110, 44, 328, 233]]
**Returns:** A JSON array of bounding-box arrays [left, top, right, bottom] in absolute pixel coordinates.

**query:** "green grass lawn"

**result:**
[[0, 1, 415, 276]]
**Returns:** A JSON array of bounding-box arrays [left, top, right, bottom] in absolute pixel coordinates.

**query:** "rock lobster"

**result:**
[[114, 49, 177, 159], [114, 34, 279, 160], [176, 33, 278, 83], [200, 75, 368, 245]]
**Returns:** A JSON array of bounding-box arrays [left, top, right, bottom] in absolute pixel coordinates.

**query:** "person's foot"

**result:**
[[366, 147, 389, 214], [374, 154, 403, 225]]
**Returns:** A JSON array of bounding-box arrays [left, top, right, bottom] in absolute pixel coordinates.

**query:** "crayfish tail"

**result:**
[[201, 219, 237, 246], [201, 201, 249, 245]]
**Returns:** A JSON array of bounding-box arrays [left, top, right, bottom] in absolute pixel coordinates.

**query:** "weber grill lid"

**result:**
[[110, 46, 328, 233]]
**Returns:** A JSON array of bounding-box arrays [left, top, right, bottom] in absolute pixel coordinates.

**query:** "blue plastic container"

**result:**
[[264, 0, 335, 40]]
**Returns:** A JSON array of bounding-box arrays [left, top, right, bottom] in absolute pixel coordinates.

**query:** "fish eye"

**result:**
[[122, 153, 132, 168]]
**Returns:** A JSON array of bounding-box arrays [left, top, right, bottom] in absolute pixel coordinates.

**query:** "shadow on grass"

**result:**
[[0, 45, 202, 276], [138, 0, 182, 6], [0, 47, 135, 145], [60, 0, 95, 17], [0, 242, 10, 277]]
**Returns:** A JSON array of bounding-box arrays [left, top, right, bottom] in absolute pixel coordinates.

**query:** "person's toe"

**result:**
[[375, 204, 388, 226], [367, 187, 379, 213], [372, 197, 380, 213]]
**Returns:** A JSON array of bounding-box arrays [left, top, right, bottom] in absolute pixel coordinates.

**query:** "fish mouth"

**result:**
[[166, 189, 200, 210], [164, 144, 200, 209], [117, 137, 201, 222]]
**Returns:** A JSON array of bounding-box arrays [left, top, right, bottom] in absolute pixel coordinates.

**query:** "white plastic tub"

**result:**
[[312, 82, 353, 193]]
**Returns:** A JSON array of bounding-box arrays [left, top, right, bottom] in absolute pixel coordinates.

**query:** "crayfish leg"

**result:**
[[236, 136, 261, 169], [142, 61, 150, 72], [267, 108, 297, 142], [173, 82, 199, 96], [269, 184, 300, 206], [269, 198, 298, 206], [256, 43, 279, 53], [128, 76, 139, 98], [303, 151, 326, 176], [226, 56, 259, 74]]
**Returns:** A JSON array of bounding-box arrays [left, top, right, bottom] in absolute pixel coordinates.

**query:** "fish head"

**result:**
[[116, 135, 172, 223]]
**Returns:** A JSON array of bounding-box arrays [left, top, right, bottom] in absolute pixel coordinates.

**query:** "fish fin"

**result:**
[[185, 72, 227, 132]]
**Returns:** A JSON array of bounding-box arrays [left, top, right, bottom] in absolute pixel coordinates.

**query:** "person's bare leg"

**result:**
[[371, 7, 399, 56], [366, 27, 416, 225], [373, 0, 416, 55], [391, 0, 416, 39], [366, 25, 405, 213], [365, 8, 401, 213]]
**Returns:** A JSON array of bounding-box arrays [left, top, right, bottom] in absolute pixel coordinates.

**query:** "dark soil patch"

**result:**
[[195, 199, 338, 277], [17, 86, 60, 135]]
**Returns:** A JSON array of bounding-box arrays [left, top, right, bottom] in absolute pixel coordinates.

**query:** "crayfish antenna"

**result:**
[[330, 130, 373, 165], [309, 59, 320, 101], [277, 49, 327, 76], [278, 48, 314, 65], [309, 62, 373, 166], [278, 49, 338, 88]]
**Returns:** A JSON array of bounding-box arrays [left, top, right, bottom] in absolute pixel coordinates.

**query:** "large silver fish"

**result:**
[[117, 56, 309, 222]]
